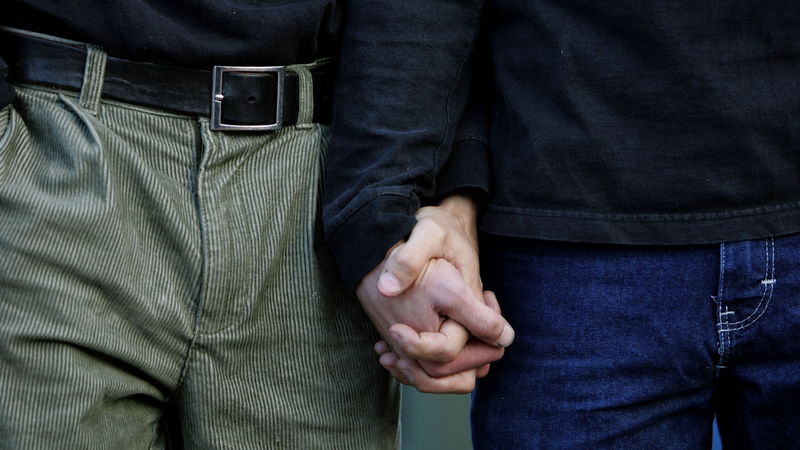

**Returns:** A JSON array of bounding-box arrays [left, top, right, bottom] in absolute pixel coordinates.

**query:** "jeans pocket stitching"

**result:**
[[723, 237, 776, 332]]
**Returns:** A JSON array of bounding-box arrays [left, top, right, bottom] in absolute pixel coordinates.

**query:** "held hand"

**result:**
[[374, 340, 491, 395], [356, 258, 507, 393], [378, 193, 485, 298], [387, 290, 505, 377], [378, 193, 514, 350], [372, 291, 506, 394], [355, 193, 514, 393]]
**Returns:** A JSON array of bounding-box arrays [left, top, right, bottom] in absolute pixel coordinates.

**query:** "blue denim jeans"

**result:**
[[472, 233, 800, 449]]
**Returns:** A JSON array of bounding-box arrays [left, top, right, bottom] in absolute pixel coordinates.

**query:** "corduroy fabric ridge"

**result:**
[[0, 48, 399, 448]]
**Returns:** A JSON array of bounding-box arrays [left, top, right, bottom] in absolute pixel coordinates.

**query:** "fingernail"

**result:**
[[400, 369, 413, 383], [498, 324, 515, 347], [379, 272, 402, 295], [390, 332, 403, 345]]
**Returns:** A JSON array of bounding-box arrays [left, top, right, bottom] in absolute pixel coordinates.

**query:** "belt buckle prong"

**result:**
[[210, 65, 285, 131]]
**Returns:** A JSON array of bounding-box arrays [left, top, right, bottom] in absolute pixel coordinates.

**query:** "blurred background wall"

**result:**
[[401, 386, 472, 450]]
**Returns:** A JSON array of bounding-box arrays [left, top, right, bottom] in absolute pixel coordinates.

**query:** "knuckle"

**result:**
[[488, 317, 507, 341], [400, 341, 423, 358], [463, 307, 504, 341], [391, 250, 418, 274], [476, 318, 505, 342], [425, 365, 452, 378], [408, 342, 455, 363], [435, 279, 469, 309], [439, 345, 460, 362], [414, 205, 435, 219], [417, 217, 447, 240], [452, 279, 474, 299]]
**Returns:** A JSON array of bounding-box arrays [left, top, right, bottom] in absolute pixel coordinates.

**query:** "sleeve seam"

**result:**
[[326, 191, 418, 240], [422, 6, 484, 191]]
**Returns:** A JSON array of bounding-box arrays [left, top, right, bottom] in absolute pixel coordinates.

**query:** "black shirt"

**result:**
[[478, 0, 800, 246], [2, 0, 341, 67], [0, 0, 343, 107], [323, 0, 800, 290]]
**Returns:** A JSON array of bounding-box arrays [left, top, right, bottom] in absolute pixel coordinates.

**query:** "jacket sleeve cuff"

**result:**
[[432, 137, 490, 202], [326, 194, 418, 292]]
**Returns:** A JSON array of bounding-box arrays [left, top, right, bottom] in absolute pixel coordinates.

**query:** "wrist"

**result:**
[[437, 191, 479, 238]]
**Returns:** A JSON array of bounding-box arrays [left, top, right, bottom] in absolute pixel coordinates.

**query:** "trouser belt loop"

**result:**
[[79, 45, 107, 115], [0, 104, 9, 132], [286, 64, 314, 129]]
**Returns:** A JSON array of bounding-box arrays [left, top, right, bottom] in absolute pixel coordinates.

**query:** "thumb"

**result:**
[[377, 238, 443, 297]]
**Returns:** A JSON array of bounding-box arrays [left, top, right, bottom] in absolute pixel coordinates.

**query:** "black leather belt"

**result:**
[[0, 30, 335, 130]]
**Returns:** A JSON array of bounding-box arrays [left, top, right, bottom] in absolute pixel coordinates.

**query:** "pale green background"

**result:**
[[401, 386, 472, 450]]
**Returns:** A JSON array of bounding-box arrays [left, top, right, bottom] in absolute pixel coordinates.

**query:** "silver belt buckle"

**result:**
[[210, 65, 285, 131]]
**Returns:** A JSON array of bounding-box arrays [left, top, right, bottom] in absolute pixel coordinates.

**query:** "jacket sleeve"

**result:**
[[432, 45, 492, 203], [322, 0, 485, 291]]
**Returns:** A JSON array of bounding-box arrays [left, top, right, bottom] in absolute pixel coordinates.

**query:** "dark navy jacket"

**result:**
[[324, 0, 800, 289]]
